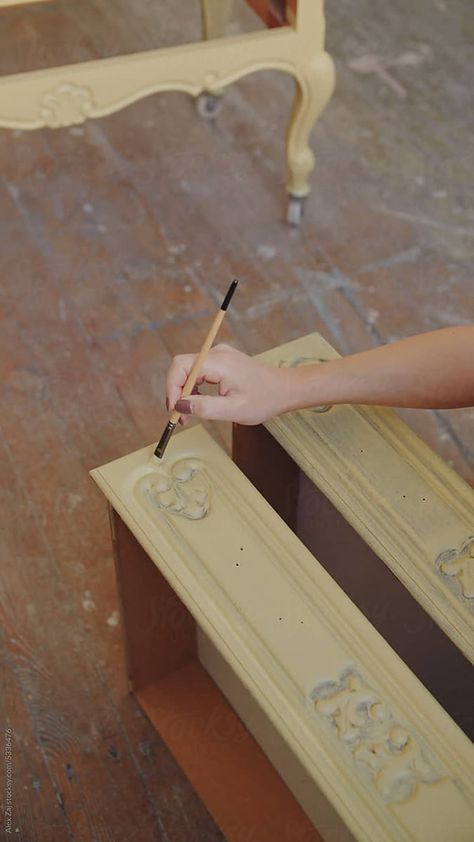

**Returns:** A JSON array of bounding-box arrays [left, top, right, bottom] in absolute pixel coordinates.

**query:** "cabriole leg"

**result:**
[[286, 52, 335, 224]]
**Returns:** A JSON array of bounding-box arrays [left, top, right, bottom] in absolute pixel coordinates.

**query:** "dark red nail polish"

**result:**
[[175, 399, 192, 415]]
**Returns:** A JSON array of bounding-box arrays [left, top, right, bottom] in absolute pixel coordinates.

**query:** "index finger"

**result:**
[[166, 353, 197, 411]]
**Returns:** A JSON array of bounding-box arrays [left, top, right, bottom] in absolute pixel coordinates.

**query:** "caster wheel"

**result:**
[[286, 195, 306, 226], [196, 93, 224, 120]]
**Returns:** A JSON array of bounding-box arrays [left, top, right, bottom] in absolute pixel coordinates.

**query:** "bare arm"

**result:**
[[165, 327, 474, 425], [287, 326, 474, 412]]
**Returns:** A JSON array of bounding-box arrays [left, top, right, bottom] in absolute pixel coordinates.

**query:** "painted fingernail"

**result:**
[[165, 397, 169, 411], [175, 399, 192, 415]]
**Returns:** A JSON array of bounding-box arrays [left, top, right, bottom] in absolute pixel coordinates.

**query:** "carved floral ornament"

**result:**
[[136, 458, 210, 521], [311, 669, 441, 803], [436, 536, 474, 600], [279, 355, 332, 413], [39, 83, 95, 129]]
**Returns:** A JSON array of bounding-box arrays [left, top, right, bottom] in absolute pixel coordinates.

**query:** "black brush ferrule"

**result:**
[[154, 421, 176, 459]]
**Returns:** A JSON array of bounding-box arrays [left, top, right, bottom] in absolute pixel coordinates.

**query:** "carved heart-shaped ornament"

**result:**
[[137, 458, 210, 520]]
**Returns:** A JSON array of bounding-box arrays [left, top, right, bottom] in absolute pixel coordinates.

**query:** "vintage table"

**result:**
[[0, 0, 334, 223]]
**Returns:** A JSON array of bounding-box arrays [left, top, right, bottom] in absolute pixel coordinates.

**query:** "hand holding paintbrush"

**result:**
[[164, 325, 474, 427], [154, 279, 238, 459]]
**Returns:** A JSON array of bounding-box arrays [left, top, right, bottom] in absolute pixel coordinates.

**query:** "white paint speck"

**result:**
[[432, 189, 447, 199], [169, 244, 187, 256], [184, 285, 192, 293], [82, 203, 94, 214], [6, 182, 20, 202], [366, 308, 379, 325], [66, 491, 83, 511], [69, 127, 84, 136], [415, 176, 425, 186], [257, 244, 277, 261], [107, 610, 119, 628], [82, 591, 96, 612], [97, 223, 107, 233]]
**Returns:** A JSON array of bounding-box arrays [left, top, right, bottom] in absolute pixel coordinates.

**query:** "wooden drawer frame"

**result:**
[[91, 423, 474, 842]]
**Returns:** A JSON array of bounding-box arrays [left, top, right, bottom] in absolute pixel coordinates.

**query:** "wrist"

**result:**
[[279, 362, 336, 414]]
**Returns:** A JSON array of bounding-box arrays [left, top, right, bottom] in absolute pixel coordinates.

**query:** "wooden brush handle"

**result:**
[[169, 309, 226, 424]]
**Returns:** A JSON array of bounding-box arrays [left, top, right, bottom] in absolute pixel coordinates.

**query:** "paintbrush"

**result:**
[[154, 279, 239, 459]]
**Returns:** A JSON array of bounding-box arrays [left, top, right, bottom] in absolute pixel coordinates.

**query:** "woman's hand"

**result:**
[[165, 327, 474, 426], [165, 343, 293, 425]]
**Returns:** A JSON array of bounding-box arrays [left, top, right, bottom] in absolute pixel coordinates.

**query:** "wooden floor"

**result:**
[[0, 1, 473, 840]]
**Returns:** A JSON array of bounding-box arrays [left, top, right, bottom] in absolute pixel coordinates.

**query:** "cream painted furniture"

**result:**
[[91, 424, 474, 842], [233, 333, 474, 740], [0, 1, 334, 223], [254, 333, 474, 665], [0, 1, 50, 7]]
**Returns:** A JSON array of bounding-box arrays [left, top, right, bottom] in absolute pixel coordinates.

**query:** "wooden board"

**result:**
[[259, 332, 474, 664], [91, 424, 474, 842]]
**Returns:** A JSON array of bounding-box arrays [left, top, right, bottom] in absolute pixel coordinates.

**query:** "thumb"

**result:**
[[175, 394, 237, 422]]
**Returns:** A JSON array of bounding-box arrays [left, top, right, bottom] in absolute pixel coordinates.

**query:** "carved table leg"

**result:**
[[232, 424, 474, 739], [286, 52, 335, 223]]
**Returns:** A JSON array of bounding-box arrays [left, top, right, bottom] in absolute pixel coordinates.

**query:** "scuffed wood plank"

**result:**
[[0, 175, 227, 841], [0, 627, 73, 841]]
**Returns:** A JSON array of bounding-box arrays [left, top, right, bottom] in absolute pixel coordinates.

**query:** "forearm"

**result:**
[[284, 326, 474, 411]]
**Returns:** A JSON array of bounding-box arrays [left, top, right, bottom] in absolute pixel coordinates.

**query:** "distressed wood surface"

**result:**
[[259, 332, 474, 663], [91, 424, 474, 842], [1, 0, 473, 838]]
